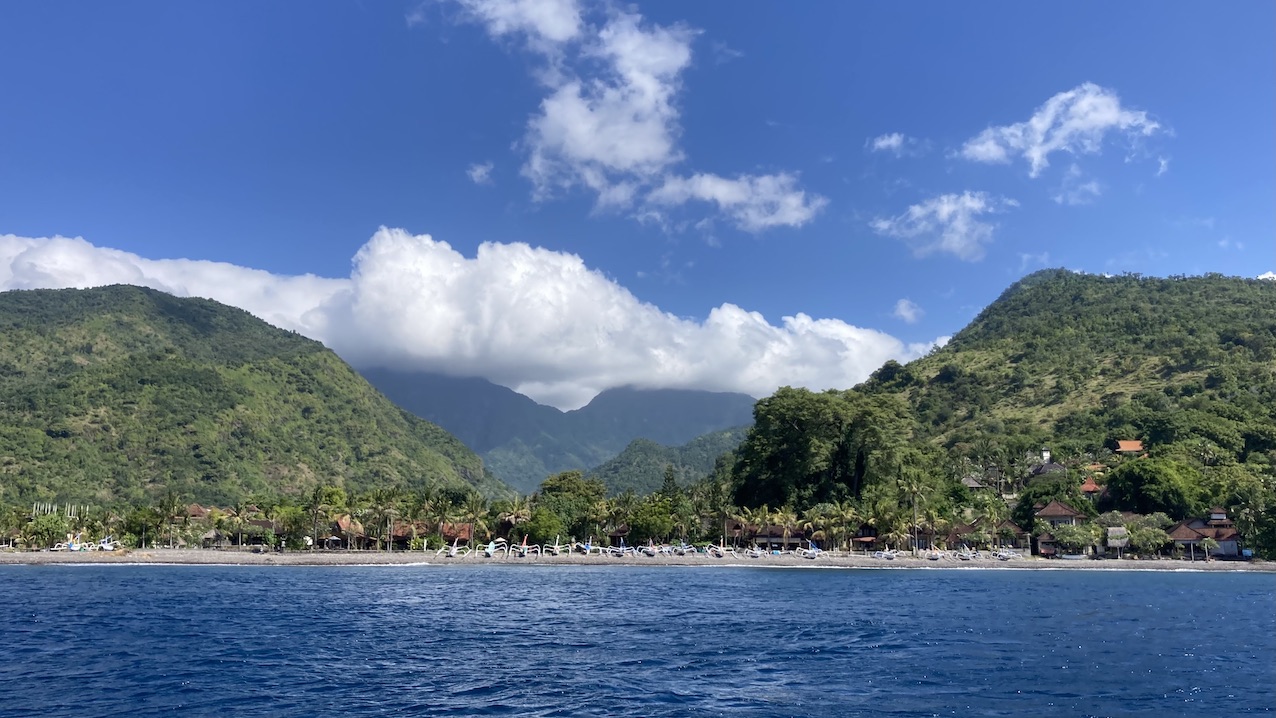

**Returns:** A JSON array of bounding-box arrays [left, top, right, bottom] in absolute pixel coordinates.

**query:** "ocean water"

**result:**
[[1, 565, 1272, 717]]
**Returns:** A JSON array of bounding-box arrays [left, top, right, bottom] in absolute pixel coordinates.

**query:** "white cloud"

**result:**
[[892, 298, 923, 324], [1259, 271, 1275, 281], [961, 83, 1161, 177], [869, 133, 904, 153], [867, 132, 924, 157], [1217, 237, 1244, 251], [871, 191, 1017, 262], [1156, 156, 1170, 177], [467, 161, 495, 185], [0, 230, 928, 410], [647, 172, 827, 232], [455, 0, 582, 45], [1052, 164, 1102, 205], [453, 2, 825, 232]]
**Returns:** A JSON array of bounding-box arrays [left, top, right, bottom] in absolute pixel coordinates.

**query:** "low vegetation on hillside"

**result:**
[[0, 286, 506, 509]]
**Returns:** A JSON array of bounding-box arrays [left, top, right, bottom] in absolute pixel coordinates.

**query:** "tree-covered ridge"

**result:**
[[588, 426, 749, 496], [723, 272, 1276, 557], [869, 270, 1276, 456], [0, 286, 507, 507]]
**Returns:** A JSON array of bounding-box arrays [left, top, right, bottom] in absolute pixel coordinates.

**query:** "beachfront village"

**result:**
[[2, 437, 1260, 563]]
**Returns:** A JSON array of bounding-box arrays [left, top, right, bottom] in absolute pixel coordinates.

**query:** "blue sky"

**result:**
[[1, 1, 1273, 408]]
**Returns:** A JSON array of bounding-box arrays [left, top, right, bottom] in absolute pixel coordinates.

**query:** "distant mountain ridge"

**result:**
[[0, 286, 507, 506], [360, 368, 757, 493]]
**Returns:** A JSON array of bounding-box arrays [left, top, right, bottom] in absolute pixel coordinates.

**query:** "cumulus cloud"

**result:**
[[467, 161, 495, 185], [961, 83, 1161, 177], [1259, 271, 1275, 281], [871, 191, 1017, 262], [452, 2, 826, 232], [0, 231, 932, 410], [892, 298, 923, 324], [867, 132, 924, 157]]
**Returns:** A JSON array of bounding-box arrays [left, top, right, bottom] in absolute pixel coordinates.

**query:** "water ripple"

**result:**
[[0, 565, 1272, 717]]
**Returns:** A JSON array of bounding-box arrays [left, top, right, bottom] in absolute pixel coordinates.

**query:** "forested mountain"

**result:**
[[871, 270, 1276, 454], [0, 286, 507, 507], [588, 426, 749, 496], [361, 369, 756, 493], [730, 271, 1276, 554]]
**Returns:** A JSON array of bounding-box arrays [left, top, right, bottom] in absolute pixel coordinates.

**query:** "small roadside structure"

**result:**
[[1105, 526, 1129, 558], [201, 529, 228, 549], [1036, 531, 1057, 558]]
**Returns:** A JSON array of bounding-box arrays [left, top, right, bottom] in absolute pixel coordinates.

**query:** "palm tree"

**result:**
[[974, 493, 1008, 547], [419, 496, 458, 548], [884, 515, 912, 552], [611, 491, 638, 537], [727, 506, 752, 548], [305, 486, 340, 550], [158, 490, 184, 549], [367, 488, 403, 551], [923, 505, 950, 551], [899, 473, 928, 556], [672, 503, 698, 542], [770, 506, 797, 551], [829, 500, 861, 552], [460, 493, 490, 546], [801, 504, 831, 550], [498, 495, 533, 537], [748, 505, 774, 549]]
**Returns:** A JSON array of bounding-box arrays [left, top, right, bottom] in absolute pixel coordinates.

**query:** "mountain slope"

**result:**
[[362, 370, 757, 493], [0, 286, 507, 506], [861, 270, 1276, 459]]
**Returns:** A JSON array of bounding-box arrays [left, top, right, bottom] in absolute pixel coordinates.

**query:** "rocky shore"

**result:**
[[3, 547, 1272, 571]]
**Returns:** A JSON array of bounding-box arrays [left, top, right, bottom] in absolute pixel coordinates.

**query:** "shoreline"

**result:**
[[3, 548, 1273, 572]]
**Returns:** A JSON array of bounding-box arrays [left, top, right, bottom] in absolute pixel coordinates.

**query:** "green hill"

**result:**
[[867, 270, 1276, 456], [0, 285, 507, 507], [731, 271, 1276, 553], [589, 426, 749, 496]]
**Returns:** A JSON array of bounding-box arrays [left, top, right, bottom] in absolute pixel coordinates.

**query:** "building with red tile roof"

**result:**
[[1035, 500, 1085, 527]]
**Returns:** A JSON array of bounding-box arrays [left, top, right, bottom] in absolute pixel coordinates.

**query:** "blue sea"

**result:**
[[1, 565, 1272, 717]]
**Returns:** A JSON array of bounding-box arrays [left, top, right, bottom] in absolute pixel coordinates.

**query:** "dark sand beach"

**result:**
[[3, 547, 1271, 571]]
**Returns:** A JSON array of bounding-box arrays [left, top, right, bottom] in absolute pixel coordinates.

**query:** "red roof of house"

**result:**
[[1116, 440, 1144, 453], [1079, 477, 1102, 493], [1168, 518, 1239, 542], [1035, 500, 1084, 518], [441, 522, 472, 542]]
